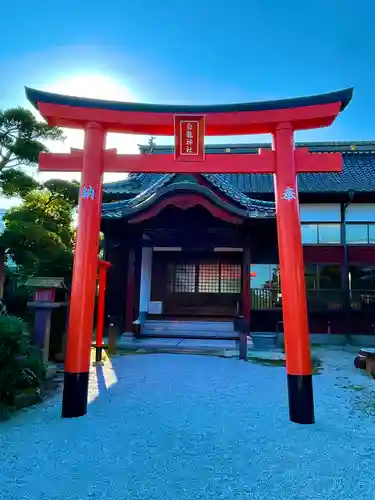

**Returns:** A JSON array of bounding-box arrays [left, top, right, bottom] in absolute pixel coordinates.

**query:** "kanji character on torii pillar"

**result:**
[[25, 86, 353, 424]]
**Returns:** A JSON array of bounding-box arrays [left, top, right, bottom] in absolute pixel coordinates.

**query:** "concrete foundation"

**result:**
[[276, 333, 375, 348]]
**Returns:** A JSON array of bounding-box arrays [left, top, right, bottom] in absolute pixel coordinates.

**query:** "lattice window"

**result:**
[[220, 264, 241, 293], [198, 264, 220, 293], [174, 264, 196, 292], [167, 261, 242, 294]]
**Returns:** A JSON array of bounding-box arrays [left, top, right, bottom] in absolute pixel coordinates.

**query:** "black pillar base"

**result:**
[[95, 346, 103, 363], [62, 372, 89, 418], [287, 374, 315, 424]]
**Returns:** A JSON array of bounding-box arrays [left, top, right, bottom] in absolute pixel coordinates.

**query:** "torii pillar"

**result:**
[[25, 86, 353, 423]]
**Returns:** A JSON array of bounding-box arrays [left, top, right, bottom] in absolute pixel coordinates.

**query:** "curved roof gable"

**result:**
[[102, 175, 276, 220]]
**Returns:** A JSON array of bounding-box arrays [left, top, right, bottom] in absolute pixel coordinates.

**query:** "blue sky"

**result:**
[[2, 0, 375, 147]]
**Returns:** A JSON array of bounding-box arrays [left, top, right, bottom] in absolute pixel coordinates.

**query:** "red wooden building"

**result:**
[[102, 141, 375, 344]]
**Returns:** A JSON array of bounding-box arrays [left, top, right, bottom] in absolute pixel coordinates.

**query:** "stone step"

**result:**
[[143, 325, 234, 330], [144, 320, 233, 324], [144, 321, 234, 330], [143, 324, 235, 330], [142, 330, 237, 337], [142, 320, 236, 338]]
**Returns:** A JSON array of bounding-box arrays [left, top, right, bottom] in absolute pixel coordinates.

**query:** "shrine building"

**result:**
[[101, 141, 375, 343]]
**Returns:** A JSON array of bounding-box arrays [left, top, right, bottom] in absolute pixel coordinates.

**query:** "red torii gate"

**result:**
[[26, 86, 353, 424]]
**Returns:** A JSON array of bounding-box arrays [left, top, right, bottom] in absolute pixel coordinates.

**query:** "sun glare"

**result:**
[[48, 73, 136, 101], [39, 73, 143, 183]]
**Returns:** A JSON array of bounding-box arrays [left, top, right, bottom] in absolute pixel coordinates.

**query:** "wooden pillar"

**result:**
[[237, 243, 251, 361], [341, 200, 351, 340], [95, 259, 111, 363], [125, 248, 136, 333], [242, 244, 251, 331], [133, 248, 142, 324]]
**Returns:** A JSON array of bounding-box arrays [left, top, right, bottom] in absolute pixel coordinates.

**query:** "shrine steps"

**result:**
[[141, 320, 239, 340]]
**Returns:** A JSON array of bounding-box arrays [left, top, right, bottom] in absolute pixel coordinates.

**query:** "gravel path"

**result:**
[[1, 348, 375, 499]]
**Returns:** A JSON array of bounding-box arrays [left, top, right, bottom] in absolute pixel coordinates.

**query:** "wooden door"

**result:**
[[151, 252, 242, 317]]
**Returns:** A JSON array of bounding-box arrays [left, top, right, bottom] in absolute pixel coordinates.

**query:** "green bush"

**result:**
[[4, 285, 33, 323], [0, 315, 45, 408]]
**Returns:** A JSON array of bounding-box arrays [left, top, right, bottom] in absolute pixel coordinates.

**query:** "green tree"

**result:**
[[0, 107, 64, 198], [0, 179, 79, 280]]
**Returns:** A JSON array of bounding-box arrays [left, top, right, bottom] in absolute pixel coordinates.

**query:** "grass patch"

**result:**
[[91, 347, 152, 358], [249, 357, 285, 367], [1, 368, 65, 422], [343, 380, 375, 418], [312, 358, 323, 375], [354, 395, 375, 417], [344, 384, 366, 391], [118, 348, 156, 355], [249, 355, 323, 375]]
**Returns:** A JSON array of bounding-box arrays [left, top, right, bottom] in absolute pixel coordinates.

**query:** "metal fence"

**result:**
[[250, 288, 375, 311]]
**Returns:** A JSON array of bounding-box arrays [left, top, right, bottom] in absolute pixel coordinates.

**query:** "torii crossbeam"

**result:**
[[26, 86, 353, 424]]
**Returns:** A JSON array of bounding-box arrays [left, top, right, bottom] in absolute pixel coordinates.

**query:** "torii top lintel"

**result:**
[[25, 87, 353, 135]]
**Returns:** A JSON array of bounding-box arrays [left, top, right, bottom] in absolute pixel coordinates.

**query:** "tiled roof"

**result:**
[[217, 153, 375, 194], [103, 142, 375, 196]]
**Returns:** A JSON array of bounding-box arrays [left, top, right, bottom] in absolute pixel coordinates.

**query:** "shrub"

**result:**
[[4, 285, 33, 323], [0, 315, 45, 408]]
